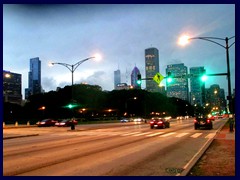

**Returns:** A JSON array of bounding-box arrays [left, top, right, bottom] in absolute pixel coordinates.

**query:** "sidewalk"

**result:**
[[188, 120, 235, 176]]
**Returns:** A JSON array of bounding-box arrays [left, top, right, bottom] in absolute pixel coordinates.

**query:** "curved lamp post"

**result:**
[[178, 35, 235, 114], [49, 56, 96, 86]]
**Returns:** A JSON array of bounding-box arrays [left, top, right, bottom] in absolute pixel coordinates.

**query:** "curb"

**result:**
[[177, 120, 227, 176], [3, 134, 39, 140]]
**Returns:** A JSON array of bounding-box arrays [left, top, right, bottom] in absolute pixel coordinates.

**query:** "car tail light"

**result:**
[[150, 121, 154, 124], [207, 119, 211, 123], [194, 119, 197, 123], [157, 121, 163, 124]]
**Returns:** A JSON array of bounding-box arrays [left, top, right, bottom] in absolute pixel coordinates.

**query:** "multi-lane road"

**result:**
[[3, 118, 227, 176]]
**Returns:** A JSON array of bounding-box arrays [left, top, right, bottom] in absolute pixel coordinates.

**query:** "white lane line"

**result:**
[[175, 133, 189, 138], [146, 132, 165, 137], [132, 132, 152, 136], [191, 133, 202, 138], [205, 133, 216, 139], [160, 132, 176, 137], [121, 132, 141, 136]]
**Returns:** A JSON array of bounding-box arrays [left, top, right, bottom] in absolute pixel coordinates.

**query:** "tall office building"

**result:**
[[145, 47, 160, 92], [166, 63, 189, 101], [114, 69, 121, 90], [3, 70, 22, 105], [131, 66, 141, 89], [25, 57, 41, 99], [206, 84, 226, 113], [190, 67, 206, 106]]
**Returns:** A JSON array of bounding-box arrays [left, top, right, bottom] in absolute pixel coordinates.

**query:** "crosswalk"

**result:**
[[75, 130, 216, 139]]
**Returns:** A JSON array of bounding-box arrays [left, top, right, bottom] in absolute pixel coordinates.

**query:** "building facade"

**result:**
[[131, 66, 141, 89], [114, 69, 121, 90], [145, 47, 160, 92], [166, 63, 189, 101], [25, 57, 41, 99], [189, 67, 206, 106], [205, 84, 226, 114], [3, 70, 22, 105]]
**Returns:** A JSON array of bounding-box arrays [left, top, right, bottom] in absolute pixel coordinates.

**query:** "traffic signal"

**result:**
[[67, 104, 73, 109], [201, 70, 208, 82], [201, 74, 208, 82], [167, 72, 173, 83], [137, 74, 142, 85], [64, 103, 78, 109]]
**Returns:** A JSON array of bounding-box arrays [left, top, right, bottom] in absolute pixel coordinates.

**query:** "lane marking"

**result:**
[[205, 133, 216, 139], [146, 132, 164, 137], [132, 132, 152, 136], [121, 132, 141, 136], [191, 133, 202, 138], [160, 132, 176, 137], [175, 133, 189, 138]]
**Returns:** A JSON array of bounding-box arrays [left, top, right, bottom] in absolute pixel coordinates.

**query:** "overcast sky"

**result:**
[[3, 4, 235, 98]]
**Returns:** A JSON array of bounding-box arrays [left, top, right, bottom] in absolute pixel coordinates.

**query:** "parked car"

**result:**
[[149, 118, 170, 129], [55, 119, 78, 127], [194, 115, 213, 130], [36, 119, 58, 127]]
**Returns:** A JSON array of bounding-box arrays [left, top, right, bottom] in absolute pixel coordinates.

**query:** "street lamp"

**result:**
[[49, 55, 101, 86], [178, 35, 235, 114]]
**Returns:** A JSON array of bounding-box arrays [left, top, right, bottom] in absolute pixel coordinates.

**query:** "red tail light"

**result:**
[[207, 119, 211, 123], [194, 119, 198, 123], [157, 121, 163, 124], [150, 121, 154, 124]]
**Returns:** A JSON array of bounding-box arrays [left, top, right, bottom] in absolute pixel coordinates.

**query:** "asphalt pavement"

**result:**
[[3, 119, 235, 176]]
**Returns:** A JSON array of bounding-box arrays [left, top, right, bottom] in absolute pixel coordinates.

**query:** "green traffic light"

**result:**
[[137, 80, 142, 85], [201, 75, 208, 82], [167, 77, 173, 83], [68, 104, 73, 109]]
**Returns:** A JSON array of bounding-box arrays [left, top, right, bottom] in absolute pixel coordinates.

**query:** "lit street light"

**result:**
[[178, 35, 235, 114]]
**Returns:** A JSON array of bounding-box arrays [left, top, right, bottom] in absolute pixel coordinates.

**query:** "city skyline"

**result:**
[[3, 4, 235, 98]]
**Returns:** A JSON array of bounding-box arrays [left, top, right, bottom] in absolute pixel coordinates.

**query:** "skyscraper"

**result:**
[[131, 66, 141, 89], [114, 69, 121, 90], [190, 67, 206, 106], [166, 63, 189, 101], [25, 57, 41, 99], [3, 70, 22, 105], [145, 47, 160, 92], [206, 84, 226, 114]]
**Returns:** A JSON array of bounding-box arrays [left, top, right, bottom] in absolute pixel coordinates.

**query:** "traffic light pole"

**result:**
[[141, 72, 230, 112]]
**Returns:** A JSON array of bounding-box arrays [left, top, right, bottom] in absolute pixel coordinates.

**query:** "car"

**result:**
[[120, 118, 129, 123], [36, 119, 58, 127], [133, 117, 144, 122], [55, 119, 78, 127], [149, 118, 170, 129], [207, 115, 215, 121], [194, 115, 213, 130]]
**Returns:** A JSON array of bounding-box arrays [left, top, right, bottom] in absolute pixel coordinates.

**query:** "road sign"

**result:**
[[153, 73, 164, 85]]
